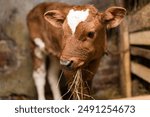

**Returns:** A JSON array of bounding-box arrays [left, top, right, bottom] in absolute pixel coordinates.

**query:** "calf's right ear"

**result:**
[[44, 10, 65, 28]]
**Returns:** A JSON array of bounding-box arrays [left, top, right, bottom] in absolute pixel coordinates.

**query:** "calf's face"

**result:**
[[44, 5, 126, 70]]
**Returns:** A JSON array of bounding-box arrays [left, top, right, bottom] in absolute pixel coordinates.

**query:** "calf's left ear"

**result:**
[[44, 10, 65, 28], [101, 7, 126, 29]]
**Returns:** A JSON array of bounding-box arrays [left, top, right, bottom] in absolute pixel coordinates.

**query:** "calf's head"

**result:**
[[44, 5, 126, 70]]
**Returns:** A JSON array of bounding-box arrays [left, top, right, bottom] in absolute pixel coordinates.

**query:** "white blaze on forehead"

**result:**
[[67, 9, 89, 34]]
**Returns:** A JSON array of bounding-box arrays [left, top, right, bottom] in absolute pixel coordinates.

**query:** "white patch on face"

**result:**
[[67, 9, 89, 34], [34, 38, 45, 49]]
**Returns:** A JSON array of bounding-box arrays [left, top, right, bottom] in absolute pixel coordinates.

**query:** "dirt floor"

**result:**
[[0, 75, 150, 100]]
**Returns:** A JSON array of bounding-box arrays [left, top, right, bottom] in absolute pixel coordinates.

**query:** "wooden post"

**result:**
[[119, 18, 132, 97]]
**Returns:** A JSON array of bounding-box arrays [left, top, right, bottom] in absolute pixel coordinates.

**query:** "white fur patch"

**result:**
[[34, 38, 45, 49], [34, 38, 45, 59], [34, 47, 43, 59], [67, 9, 89, 34], [33, 63, 46, 100]]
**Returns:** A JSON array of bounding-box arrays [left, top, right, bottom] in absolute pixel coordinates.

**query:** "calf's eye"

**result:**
[[87, 32, 95, 39]]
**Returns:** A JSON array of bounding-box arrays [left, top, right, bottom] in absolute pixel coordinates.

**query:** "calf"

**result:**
[[27, 2, 126, 100]]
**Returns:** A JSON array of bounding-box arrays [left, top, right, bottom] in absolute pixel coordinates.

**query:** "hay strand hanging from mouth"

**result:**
[[60, 69, 95, 100], [73, 69, 84, 100], [71, 69, 95, 100]]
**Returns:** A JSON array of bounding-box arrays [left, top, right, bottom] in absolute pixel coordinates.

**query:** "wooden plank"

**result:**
[[119, 18, 132, 97], [119, 95, 150, 100], [128, 3, 150, 32], [131, 47, 150, 59], [130, 31, 150, 45], [131, 61, 150, 83]]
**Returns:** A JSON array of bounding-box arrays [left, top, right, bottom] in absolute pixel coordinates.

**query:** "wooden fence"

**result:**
[[119, 3, 150, 99]]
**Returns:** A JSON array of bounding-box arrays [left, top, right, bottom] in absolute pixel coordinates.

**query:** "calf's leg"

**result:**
[[32, 45, 46, 100], [48, 56, 62, 100]]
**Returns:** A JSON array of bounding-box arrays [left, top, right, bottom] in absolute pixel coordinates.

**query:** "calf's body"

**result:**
[[27, 2, 126, 99]]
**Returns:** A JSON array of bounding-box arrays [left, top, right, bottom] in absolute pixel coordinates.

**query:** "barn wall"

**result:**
[[128, 3, 150, 32], [128, 3, 150, 96]]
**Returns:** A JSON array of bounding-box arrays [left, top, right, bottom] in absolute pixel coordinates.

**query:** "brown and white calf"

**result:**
[[27, 2, 126, 100]]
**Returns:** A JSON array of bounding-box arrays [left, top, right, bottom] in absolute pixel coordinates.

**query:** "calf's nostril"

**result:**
[[60, 59, 73, 67], [66, 60, 73, 67]]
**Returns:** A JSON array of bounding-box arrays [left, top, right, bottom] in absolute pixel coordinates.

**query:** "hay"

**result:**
[[59, 69, 95, 100], [72, 69, 84, 99], [69, 69, 95, 100]]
